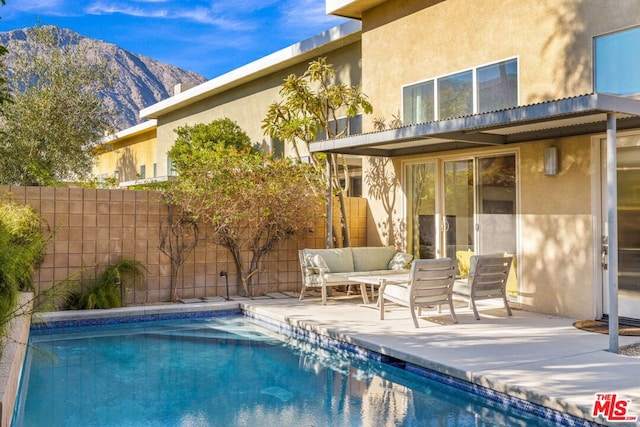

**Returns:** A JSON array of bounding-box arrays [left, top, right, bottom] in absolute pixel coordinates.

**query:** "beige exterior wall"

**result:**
[[154, 41, 362, 176], [94, 126, 157, 182], [350, 0, 640, 319], [367, 135, 596, 319], [360, 0, 640, 132]]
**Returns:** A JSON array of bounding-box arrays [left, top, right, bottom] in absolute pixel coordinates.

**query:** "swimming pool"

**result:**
[[13, 310, 579, 426]]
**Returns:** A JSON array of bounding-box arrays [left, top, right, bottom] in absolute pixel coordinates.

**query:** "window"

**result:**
[[271, 137, 284, 159], [438, 70, 473, 119], [139, 165, 146, 179], [595, 26, 640, 95], [153, 163, 157, 178], [477, 59, 518, 113], [403, 58, 518, 123], [315, 115, 363, 140], [167, 158, 176, 176], [403, 81, 434, 125]]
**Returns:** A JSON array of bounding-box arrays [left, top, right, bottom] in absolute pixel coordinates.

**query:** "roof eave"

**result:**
[[140, 21, 362, 120]]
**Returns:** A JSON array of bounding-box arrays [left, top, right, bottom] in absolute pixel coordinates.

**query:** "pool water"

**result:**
[[14, 315, 561, 426]]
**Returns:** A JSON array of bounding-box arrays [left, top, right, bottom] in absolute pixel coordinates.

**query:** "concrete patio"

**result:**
[[240, 294, 640, 426]]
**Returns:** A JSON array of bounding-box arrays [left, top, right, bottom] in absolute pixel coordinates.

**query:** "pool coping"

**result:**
[[0, 294, 32, 427], [24, 301, 601, 426]]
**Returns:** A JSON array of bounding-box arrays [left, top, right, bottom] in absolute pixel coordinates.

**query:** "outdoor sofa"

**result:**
[[298, 246, 413, 304]]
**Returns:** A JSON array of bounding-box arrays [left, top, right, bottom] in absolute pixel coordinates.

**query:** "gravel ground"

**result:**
[[620, 342, 640, 357]]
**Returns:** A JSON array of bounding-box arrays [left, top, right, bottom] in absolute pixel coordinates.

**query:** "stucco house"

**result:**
[[95, 0, 640, 328], [317, 0, 640, 326]]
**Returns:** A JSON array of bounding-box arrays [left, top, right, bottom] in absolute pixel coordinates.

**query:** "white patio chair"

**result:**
[[453, 255, 513, 320], [379, 258, 458, 328]]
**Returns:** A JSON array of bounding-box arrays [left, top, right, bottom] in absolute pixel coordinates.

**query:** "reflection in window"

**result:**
[[438, 70, 473, 120], [477, 154, 517, 254], [595, 26, 640, 95], [406, 162, 436, 259], [402, 58, 518, 122], [403, 81, 434, 125], [477, 59, 518, 113]]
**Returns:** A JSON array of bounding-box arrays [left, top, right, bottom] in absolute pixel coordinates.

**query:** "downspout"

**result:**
[[606, 113, 619, 353]]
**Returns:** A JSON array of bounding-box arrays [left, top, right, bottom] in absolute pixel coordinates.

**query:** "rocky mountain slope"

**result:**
[[0, 26, 207, 130]]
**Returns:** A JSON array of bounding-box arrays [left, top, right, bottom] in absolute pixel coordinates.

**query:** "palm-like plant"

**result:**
[[66, 259, 146, 310]]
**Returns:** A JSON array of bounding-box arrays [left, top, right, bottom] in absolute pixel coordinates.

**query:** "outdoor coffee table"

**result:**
[[348, 273, 410, 305]]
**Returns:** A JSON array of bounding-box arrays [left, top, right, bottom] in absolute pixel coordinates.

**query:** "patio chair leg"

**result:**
[[471, 298, 481, 320], [379, 297, 385, 320], [410, 304, 420, 328], [321, 286, 327, 305], [503, 294, 513, 317], [448, 296, 458, 324], [299, 287, 305, 301]]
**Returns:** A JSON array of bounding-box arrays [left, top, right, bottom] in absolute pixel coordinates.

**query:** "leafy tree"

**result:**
[[165, 119, 323, 297], [0, 25, 115, 186], [263, 57, 372, 247]]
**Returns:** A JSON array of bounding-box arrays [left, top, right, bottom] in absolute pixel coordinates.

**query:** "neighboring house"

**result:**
[[94, 120, 159, 187], [138, 20, 364, 190], [103, 0, 640, 325], [313, 0, 640, 323]]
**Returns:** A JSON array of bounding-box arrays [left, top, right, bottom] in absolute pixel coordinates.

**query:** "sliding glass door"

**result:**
[[443, 160, 474, 258], [405, 153, 517, 261]]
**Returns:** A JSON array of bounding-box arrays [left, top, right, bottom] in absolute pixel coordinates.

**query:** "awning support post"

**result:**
[[326, 154, 333, 249], [606, 112, 619, 353]]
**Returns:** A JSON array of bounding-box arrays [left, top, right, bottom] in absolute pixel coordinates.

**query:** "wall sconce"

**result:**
[[544, 147, 558, 176]]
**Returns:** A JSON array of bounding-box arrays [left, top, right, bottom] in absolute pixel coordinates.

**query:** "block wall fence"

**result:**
[[0, 186, 368, 305]]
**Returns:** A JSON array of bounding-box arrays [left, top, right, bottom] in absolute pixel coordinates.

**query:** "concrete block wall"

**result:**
[[0, 186, 367, 305]]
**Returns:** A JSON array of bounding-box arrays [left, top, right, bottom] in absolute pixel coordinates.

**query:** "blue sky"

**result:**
[[0, 0, 348, 79]]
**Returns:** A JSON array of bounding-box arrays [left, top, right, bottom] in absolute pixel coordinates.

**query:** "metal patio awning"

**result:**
[[309, 93, 640, 156], [313, 92, 640, 354]]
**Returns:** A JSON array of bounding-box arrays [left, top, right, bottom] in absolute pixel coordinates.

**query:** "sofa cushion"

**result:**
[[388, 252, 414, 270], [304, 248, 354, 273], [351, 246, 397, 272]]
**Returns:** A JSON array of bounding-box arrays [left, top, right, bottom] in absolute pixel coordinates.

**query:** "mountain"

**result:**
[[0, 26, 208, 130]]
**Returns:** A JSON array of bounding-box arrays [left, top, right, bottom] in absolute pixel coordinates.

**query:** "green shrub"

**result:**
[[65, 259, 146, 310], [0, 199, 48, 350]]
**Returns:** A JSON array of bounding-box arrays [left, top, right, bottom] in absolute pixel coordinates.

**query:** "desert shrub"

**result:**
[[0, 199, 48, 350]]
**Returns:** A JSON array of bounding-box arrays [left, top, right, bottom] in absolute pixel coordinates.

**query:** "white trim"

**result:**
[[96, 120, 157, 148], [401, 56, 520, 124], [591, 132, 604, 319], [140, 21, 362, 119]]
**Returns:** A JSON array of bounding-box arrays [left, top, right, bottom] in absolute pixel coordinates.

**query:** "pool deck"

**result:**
[[36, 295, 640, 426], [240, 296, 640, 427]]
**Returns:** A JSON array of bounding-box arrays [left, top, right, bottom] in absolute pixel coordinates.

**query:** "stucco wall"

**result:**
[[518, 136, 596, 319], [94, 127, 157, 181], [363, 135, 598, 319], [360, 0, 640, 132], [155, 41, 362, 176], [0, 186, 367, 304]]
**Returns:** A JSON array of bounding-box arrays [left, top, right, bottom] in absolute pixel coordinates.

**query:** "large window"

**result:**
[[403, 58, 518, 124], [403, 81, 434, 125], [595, 26, 640, 95], [477, 59, 518, 113]]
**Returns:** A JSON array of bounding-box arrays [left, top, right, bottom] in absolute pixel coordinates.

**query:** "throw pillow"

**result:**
[[312, 254, 330, 272], [387, 252, 413, 270]]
